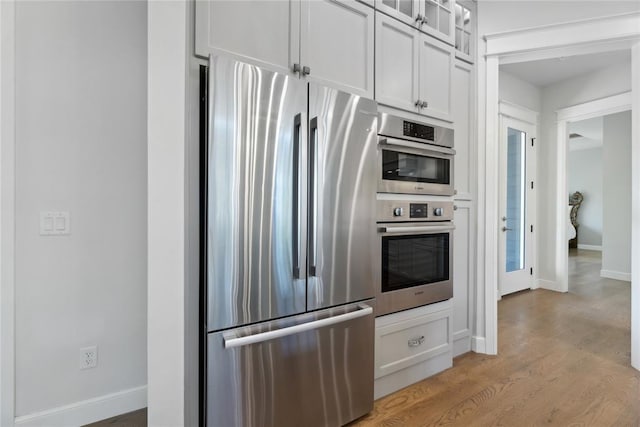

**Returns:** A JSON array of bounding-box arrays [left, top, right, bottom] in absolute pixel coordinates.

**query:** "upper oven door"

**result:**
[[378, 138, 455, 196]]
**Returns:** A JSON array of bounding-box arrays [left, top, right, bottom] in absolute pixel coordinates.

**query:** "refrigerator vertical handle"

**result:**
[[308, 117, 318, 276], [292, 113, 302, 279]]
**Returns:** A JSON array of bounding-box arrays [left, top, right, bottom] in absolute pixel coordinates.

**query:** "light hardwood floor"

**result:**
[[91, 250, 637, 427], [352, 249, 638, 426]]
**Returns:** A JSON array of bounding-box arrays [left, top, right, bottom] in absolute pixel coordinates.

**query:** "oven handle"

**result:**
[[379, 137, 456, 156], [379, 224, 455, 234]]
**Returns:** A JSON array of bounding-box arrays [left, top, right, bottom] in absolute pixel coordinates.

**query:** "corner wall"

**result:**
[[602, 111, 632, 280], [14, 1, 147, 423]]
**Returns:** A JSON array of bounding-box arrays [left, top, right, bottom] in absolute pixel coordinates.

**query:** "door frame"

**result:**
[[0, 0, 16, 425], [555, 92, 632, 292], [479, 12, 640, 363], [497, 103, 538, 297]]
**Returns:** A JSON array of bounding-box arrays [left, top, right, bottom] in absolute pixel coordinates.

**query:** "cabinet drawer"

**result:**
[[375, 308, 451, 378]]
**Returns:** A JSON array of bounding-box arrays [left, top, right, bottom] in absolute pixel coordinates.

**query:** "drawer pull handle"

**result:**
[[408, 336, 425, 347]]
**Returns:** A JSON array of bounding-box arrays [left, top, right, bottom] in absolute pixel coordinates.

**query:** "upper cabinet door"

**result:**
[[420, 0, 455, 45], [300, 0, 374, 98], [375, 13, 420, 113], [376, 0, 421, 29], [454, 0, 475, 63], [418, 34, 453, 122], [195, 1, 300, 76]]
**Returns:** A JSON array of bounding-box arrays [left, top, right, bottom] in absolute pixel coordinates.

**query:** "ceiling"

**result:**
[[500, 49, 631, 88], [568, 116, 603, 151]]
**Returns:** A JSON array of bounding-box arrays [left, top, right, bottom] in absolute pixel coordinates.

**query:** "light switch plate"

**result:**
[[40, 212, 70, 235]]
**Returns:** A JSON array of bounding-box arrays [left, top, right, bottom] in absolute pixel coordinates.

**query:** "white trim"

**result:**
[[631, 42, 640, 369], [601, 270, 631, 282], [498, 101, 538, 125], [485, 12, 640, 58], [577, 244, 602, 251], [14, 386, 146, 427], [537, 279, 561, 292], [470, 336, 486, 353], [555, 92, 633, 295], [557, 92, 632, 122], [481, 12, 640, 362], [0, 1, 16, 426]]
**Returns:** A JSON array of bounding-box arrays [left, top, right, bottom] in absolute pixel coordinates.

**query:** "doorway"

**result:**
[[498, 116, 535, 296]]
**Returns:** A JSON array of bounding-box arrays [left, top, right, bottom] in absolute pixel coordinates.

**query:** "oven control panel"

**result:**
[[377, 200, 454, 222]]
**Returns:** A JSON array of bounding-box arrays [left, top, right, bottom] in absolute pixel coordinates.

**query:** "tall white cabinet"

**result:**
[[452, 55, 476, 357]]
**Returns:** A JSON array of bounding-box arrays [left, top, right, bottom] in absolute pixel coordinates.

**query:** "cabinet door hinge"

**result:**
[[530, 267, 533, 276], [531, 181, 534, 189], [531, 137, 535, 147], [530, 224, 533, 232]]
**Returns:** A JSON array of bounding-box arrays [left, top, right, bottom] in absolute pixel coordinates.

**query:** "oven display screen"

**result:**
[[410, 203, 428, 218], [381, 233, 449, 292], [403, 121, 435, 141]]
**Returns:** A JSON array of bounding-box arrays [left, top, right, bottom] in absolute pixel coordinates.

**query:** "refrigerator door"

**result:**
[[207, 56, 308, 331], [307, 85, 378, 311], [207, 300, 375, 427]]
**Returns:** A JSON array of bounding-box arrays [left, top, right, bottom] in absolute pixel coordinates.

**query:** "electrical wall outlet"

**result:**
[[80, 345, 98, 370]]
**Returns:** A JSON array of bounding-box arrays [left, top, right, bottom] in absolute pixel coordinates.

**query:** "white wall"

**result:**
[[537, 61, 631, 282], [602, 111, 632, 279], [14, 0, 147, 421], [499, 70, 541, 113], [568, 147, 603, 247]]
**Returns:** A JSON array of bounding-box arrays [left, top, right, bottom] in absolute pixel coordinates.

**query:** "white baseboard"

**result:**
[[537, 279, 562, 291], [15, 385, 146, 427], [577, 244, 602, 251], [471, 336, 486, 354], [453, 330, 471, 357], [601, 269, 631, 282]]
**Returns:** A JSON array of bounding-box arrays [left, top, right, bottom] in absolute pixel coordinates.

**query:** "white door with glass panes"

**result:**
[[499, 117, 535, 297]]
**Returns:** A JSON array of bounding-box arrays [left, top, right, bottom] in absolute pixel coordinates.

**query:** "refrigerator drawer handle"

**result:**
[[379, 225, 455, 234], [223, 304, 373, 349]]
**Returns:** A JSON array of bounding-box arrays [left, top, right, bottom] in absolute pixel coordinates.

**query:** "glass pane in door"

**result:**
[[382, 0, 397, 9], [505, 128, 526, 272], [398, 0, 413, 17]]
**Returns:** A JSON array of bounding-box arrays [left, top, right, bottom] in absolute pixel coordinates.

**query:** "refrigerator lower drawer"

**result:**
[[207, 300, 375, 427]]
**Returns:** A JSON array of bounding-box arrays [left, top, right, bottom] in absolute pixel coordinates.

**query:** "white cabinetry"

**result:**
[[452, 201, 473, 356], [376, 0, 454, 45], [374, 300, 453, 399], [375, 12, 453, 122], [195, 0, 374, 97], [451, 58, 475, 357]]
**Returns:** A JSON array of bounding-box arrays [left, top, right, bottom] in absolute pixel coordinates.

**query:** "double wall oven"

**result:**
[[376, 113, 455, 316]]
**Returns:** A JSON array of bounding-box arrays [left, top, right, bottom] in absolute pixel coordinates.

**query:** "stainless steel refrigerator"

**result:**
[[202, 56, 378, 427]]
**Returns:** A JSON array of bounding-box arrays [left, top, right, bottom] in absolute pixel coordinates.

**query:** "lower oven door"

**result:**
[[207, 301, 374, 427], [376, 223, 454, 316]]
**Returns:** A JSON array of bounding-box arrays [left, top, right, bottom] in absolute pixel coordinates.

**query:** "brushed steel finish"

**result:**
[[207, 300, 375, 427], [378, 112, 454, 148], [377, 199, 454, 222], [307, 84, 378, 311], [207, 56, 308, 331]]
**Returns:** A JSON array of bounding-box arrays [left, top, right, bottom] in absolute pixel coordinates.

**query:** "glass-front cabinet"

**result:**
[[454, 0, 475, 62], [376, 0, 455, 45]]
